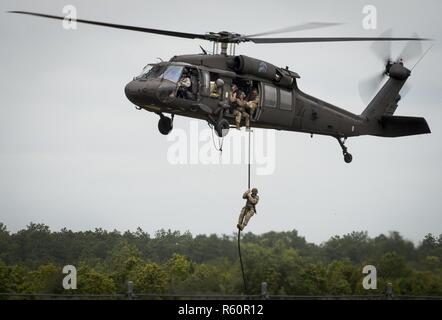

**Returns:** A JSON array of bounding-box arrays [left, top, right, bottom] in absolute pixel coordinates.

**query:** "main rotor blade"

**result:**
[[243, 22, 342, 38], [8, 11, 208, 40], [247, 36, 430, 44]]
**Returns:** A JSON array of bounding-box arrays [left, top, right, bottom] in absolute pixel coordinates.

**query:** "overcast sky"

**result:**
[[1, 0, 441, 244]]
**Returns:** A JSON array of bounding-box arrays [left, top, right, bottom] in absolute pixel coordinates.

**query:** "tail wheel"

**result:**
[[344, 152, 353, 164]]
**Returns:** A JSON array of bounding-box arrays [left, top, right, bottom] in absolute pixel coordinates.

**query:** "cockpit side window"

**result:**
[[163, 66, 184, 83]]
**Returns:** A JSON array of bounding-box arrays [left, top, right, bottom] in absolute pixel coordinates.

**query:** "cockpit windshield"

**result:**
[[137, 65, 164, 79], [136, 64, 184, 83], [138, 65, 152, 77]]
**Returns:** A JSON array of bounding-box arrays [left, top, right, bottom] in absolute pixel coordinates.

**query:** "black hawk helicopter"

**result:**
[[10, 11, 432, 163]]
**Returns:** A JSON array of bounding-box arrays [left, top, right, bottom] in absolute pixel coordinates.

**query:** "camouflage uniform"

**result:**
[[237, 188, 259, 231], [246, 92, 260, 117], [233, 91, 249, 129], [234, 90, 260, 129], [229, 85, 239, 114], [209, 81, 220, 98]]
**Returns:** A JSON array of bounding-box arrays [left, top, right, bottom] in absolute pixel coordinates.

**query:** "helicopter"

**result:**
[[9, 11, 432, 163]]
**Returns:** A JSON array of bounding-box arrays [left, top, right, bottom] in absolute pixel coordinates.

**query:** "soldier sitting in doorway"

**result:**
[[233, 91, 250, 130], [246, 88, 260, 118], [228, 84, 240, 113], [233, 87, 260, 130]]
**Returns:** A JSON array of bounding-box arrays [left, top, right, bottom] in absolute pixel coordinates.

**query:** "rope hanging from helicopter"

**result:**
[[238, 129, 252, 297], [208, 121, 251, 296]]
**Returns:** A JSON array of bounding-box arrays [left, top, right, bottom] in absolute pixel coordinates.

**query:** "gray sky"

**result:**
[[1, 0, 441, 244]]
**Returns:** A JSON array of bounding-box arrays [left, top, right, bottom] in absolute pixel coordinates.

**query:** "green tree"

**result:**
[[166, 254, 191, 291], [0, 223, 11, 263], [77, 264, 116, 294], [325, 259, 357, 295], [129, 263, 169, 294], [398, 271, 442, 295], [177, 263, 225, 294], [22, 263, 62, 293], [378, 252, 410, 280], [322, 231, 371, 263]]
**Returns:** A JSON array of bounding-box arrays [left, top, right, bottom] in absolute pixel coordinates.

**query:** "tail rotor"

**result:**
[[358, 31, 425, 104]]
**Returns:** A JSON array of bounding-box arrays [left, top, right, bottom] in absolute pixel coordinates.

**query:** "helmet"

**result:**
[[251, 188, 258, 194]]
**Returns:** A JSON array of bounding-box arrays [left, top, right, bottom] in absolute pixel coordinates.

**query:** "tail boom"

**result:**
[[360, 63, 431, 138]]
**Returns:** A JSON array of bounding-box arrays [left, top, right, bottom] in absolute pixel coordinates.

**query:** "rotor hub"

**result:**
[[205, 31, 244, 43]]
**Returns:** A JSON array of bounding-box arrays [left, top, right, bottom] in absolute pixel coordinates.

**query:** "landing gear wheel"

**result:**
[[344, 152, 353, 164], [158, 116, 173, 135], [215, 119, 230, 137], [336, 136, 353, 164]]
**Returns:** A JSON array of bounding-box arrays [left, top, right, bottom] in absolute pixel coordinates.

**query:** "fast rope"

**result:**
[[238, 229, 248, 296], [238, 129, 252, 297]]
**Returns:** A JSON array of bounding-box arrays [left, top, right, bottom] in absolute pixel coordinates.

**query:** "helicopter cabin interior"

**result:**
[[178, 66, 295, 124]]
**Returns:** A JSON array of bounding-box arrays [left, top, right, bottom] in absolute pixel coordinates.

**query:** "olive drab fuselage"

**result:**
[[125, 53, 367, 139]]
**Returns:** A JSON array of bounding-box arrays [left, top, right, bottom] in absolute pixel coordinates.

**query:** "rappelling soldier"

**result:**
[[237, 188, 259, 231]]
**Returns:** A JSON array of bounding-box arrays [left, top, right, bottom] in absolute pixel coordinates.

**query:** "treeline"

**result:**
[[0, 222, 442, 296]]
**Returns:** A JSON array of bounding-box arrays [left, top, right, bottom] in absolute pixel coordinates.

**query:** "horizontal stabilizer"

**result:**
[[379, 115, 431, 137]]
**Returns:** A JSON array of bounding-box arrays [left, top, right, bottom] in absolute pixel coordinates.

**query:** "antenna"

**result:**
[[411, 44, 434, 71], [199, 45, 208, 55]]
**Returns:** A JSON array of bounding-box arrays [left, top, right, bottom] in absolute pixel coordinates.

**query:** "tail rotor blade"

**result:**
[[397, 33, 423, 63], [370, 29, 393, 64]]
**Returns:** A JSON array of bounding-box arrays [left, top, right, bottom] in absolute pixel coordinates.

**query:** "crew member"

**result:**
[[233, 91, 249, 130], [177, 71, 192, 99], [245, 88, 260, 127], [209, 81, 221, 98], [229, 84, 239, 113]]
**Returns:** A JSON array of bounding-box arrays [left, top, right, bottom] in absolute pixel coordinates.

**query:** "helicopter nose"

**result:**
[[124, 80, 139, 104]]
